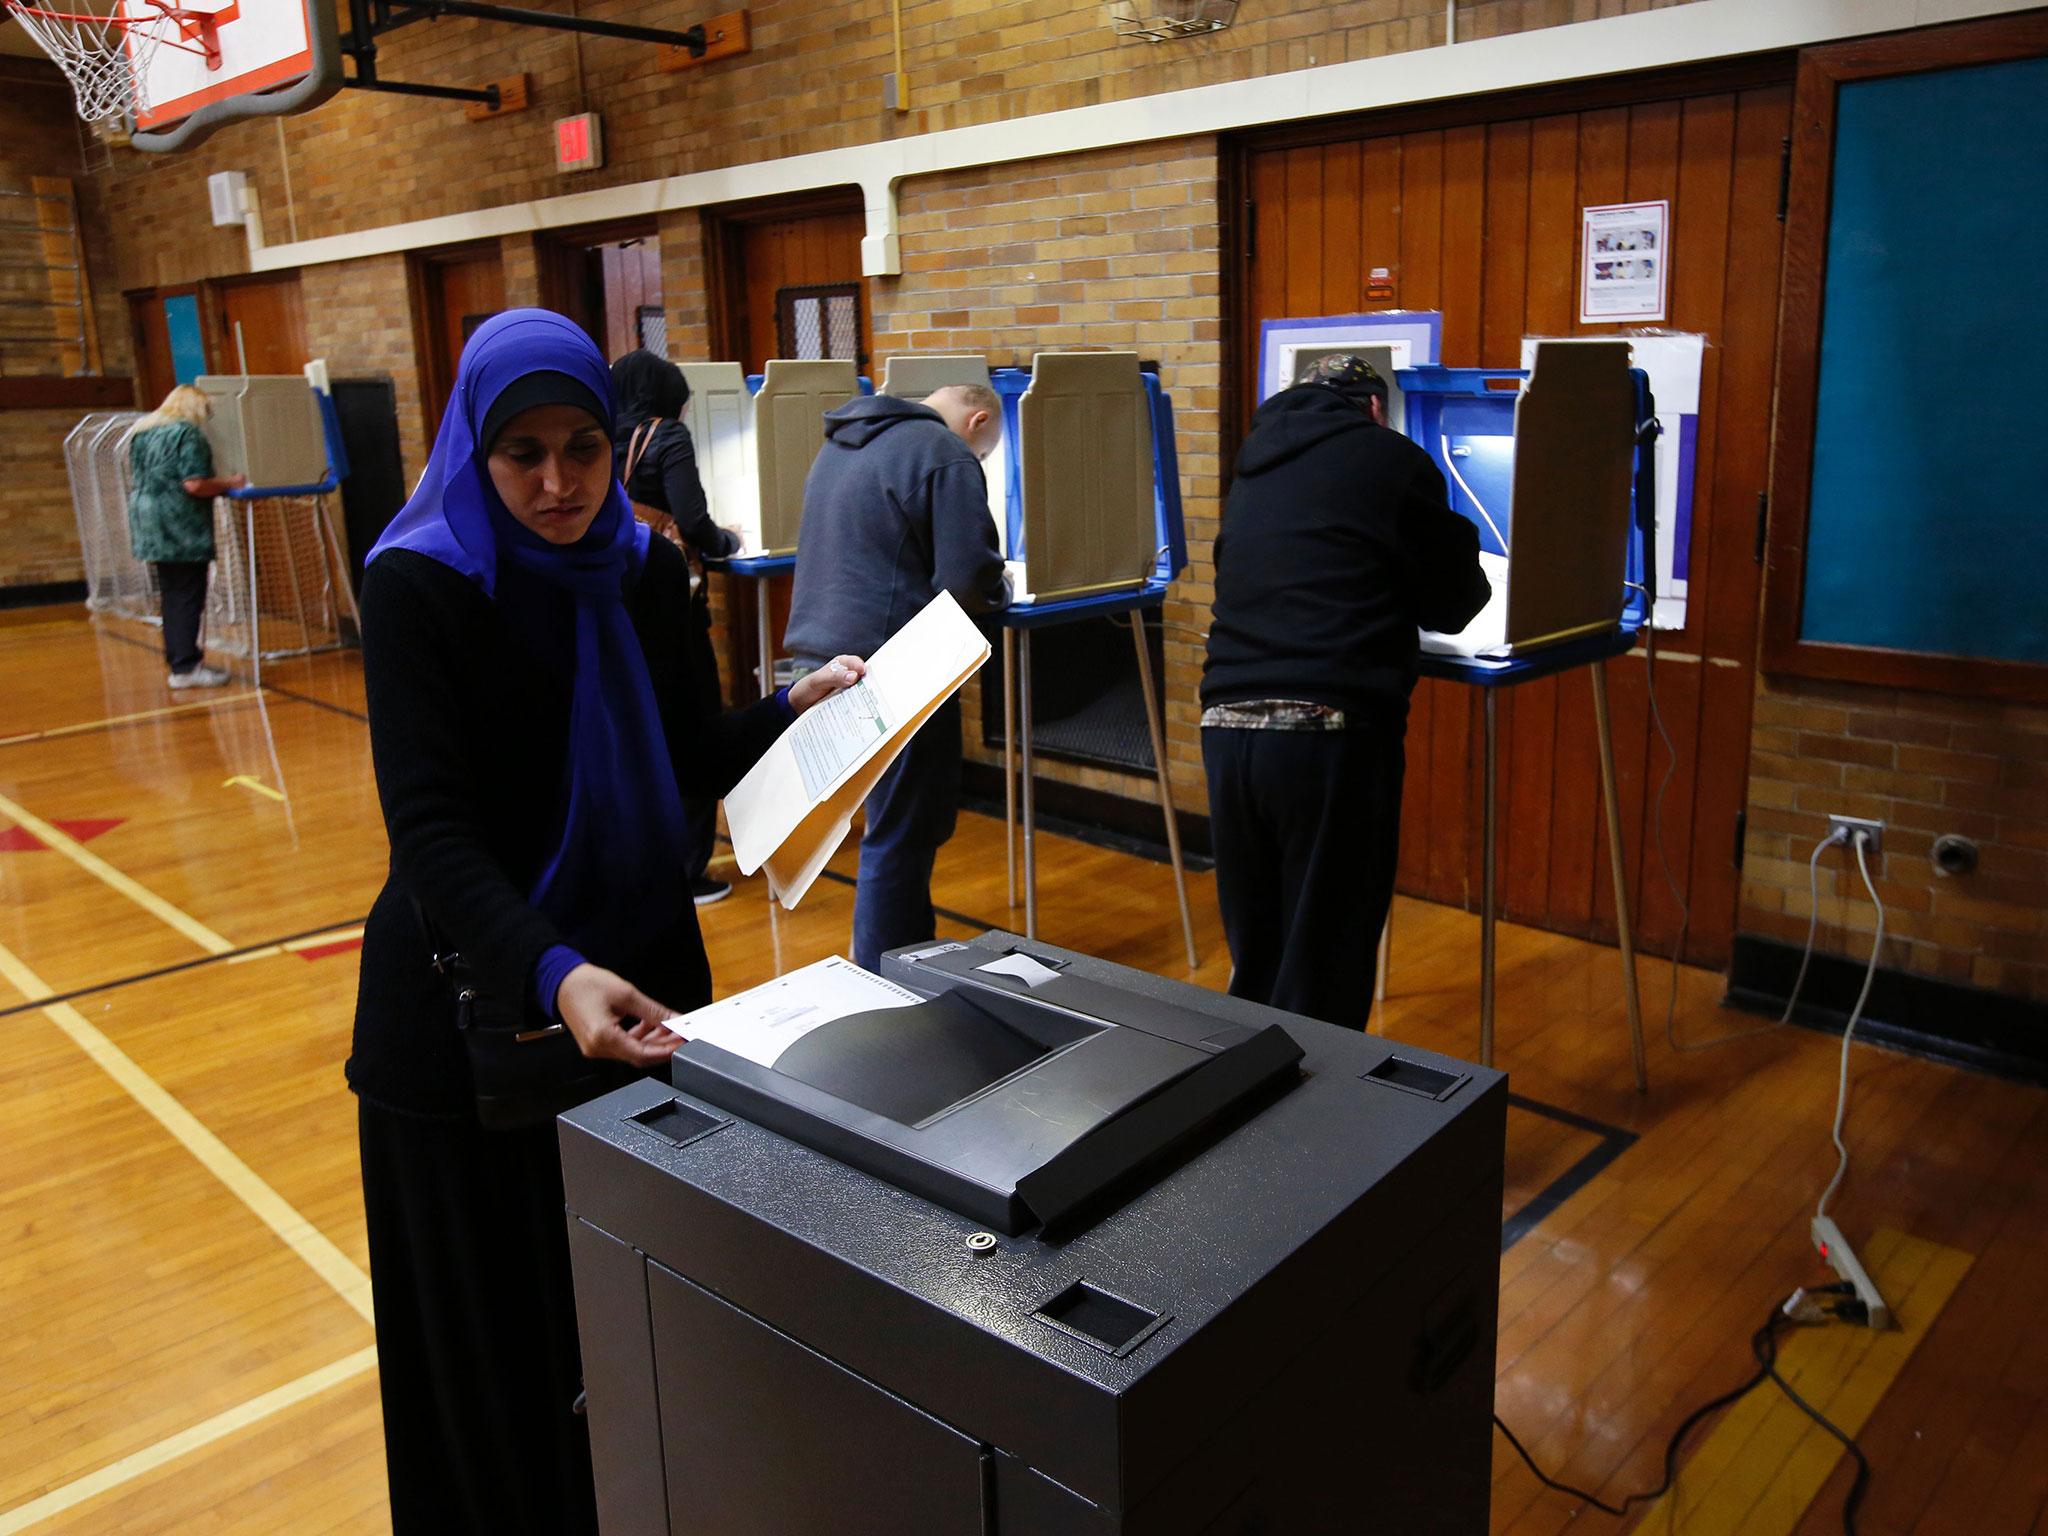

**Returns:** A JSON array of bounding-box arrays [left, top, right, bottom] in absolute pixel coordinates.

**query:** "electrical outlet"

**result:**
[[1828, 814, 1884, 857]]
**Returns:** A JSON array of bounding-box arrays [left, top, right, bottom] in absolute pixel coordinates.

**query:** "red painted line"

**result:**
[[53, 817, 124, 844], [0, 826, 46, 852], [295, 938, 364, 962]]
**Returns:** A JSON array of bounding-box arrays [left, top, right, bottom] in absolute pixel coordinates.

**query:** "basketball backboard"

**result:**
[[125, 0, 340, 151]]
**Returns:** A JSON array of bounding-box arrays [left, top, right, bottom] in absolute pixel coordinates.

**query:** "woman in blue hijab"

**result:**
[[347, 309, 861, 1534]]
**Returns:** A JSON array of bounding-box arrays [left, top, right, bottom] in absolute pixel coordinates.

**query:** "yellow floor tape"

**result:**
[[1636, 1226, 1972, 1534]]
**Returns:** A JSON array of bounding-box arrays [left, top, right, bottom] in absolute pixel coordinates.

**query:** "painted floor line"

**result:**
[[0, 933, 373, 1327], [0, 1346, 379, 1535], [0, 692, 263, 750], [0, 788, 233, 955]]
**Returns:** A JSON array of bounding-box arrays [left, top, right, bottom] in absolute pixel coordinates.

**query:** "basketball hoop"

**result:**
[[2, 0, 227, 126]]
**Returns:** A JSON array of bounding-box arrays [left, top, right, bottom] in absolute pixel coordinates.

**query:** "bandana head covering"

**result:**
[[369, 308, 689, 962]]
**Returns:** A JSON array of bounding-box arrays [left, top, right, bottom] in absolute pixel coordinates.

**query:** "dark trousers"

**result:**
[[1202, 722, 1406, 1031], [853, 697, 962, 972], [681, 590, 722, 883], [358, 1100, 599, 1536], [155, 559, 208, 673]]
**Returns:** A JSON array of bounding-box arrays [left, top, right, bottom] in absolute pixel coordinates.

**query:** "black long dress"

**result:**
[[348, 538, 789, 1534]]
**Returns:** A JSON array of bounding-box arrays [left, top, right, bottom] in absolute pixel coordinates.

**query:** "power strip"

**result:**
[[1812, 1216, 1890, 1329]]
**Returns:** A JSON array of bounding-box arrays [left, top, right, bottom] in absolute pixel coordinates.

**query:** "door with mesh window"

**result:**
[[775, 284, 862, 363]]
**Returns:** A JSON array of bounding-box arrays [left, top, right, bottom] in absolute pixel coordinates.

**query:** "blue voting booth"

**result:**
[[1382, 353, 1660, 1087], [1395, 361, 1657, 637]]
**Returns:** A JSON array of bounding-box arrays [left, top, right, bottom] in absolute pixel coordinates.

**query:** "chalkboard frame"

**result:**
[[1761, 12, 2048, 703]]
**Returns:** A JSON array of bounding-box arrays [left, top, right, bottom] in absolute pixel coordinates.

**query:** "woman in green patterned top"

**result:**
[[126, 385, 246, 687]]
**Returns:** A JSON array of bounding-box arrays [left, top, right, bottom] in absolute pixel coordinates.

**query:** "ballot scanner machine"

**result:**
[[1398, 339, 1657, 658], [560, 933, 1507, 1536]]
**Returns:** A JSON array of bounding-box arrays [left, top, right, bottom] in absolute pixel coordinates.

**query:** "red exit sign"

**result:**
[[555, 112, 604, 173]]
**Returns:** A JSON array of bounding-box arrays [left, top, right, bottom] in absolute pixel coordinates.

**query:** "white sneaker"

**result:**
[[168, 664, 232, 689]]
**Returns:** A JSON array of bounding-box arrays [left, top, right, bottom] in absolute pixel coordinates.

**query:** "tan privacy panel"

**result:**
[[1017, 352, 1154, 602], [681, 363, 755, 541], [879, 354, 1009, 557], [1503, 341, 1635, 649], [878, 354, 992, 398], [196, 375, 328, 489], [755, 359, 860, 556]]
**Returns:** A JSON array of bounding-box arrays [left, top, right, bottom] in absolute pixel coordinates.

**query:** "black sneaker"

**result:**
[[691, 876, 732, 906]]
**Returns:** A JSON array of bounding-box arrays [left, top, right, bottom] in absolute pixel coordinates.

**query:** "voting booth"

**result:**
[[1397, 340, 1655, 658], [561, 932, 1507, 1535], [882, 351, 1186, 606], [679, 359, 867, 557]]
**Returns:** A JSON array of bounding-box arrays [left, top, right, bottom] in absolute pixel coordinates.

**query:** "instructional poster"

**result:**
[[1580, 201, 1670, 323]]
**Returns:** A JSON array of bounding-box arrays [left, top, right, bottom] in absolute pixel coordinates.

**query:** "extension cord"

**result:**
[[1811, 1216, 1890, 1330]]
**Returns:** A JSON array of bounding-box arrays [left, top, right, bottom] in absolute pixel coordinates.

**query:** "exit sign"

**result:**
[[555, 112, 603, 173]]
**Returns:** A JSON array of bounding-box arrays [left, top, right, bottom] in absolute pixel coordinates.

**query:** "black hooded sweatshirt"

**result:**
[[1201, 385, 1491, 720], [610, 348, 739, 559], [785, 394, 1007, 663]]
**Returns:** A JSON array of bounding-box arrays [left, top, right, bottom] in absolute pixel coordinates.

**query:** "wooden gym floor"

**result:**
[[1, 606, 2044, 1535]]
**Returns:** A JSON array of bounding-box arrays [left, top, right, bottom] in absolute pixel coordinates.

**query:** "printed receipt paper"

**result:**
[[725, 590, 990, 909]]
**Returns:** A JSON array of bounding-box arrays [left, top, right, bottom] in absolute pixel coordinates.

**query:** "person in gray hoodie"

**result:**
[[787, 384, 1008, 970]]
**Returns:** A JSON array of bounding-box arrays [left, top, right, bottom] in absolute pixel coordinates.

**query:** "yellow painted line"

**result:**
[[1637, 1226, 1972, 1535], [221, 773, 287, 803], [0, 789, 233, 956], [0, 938, 54, 1004], [285, 926, 363, 951], [226, 925, 365, 966], [0, 692, 261, 749], [0, 1346, 378, 1535], [40, 997, 374, 1323]]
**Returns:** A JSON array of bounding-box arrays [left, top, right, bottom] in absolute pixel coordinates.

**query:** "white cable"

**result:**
[[1438, 434, 1509, 554], [1816, 833, 1886, 1222]]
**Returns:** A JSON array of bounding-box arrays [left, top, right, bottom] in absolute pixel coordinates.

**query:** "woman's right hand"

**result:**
[[554, 963, 681, 1069]]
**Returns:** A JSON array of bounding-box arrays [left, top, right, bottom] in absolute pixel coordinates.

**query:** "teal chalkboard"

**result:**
[[1800, 55, 2048, 664]]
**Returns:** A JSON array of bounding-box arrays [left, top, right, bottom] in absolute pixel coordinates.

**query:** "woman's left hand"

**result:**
[[788, 654, 867, 714]]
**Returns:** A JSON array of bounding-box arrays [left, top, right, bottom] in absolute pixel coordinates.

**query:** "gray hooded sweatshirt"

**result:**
[[785, 394, 1008, 663]]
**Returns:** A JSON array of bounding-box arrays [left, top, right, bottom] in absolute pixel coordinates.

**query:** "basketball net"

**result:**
[[3, 0, 216, 126]]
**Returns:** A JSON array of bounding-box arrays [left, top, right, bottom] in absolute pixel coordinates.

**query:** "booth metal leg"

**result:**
[[1003, 628, 1018, 909], [1479, 690, 1497, 1068], [244, 500, 262, 690], [1129, 615, 1198, 971], [1591, 661, 1650, 1093], [1020, 630, 1037, 942], [754, 576, 774, 701]]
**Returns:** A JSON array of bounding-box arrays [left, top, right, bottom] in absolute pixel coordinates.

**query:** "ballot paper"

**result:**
[[1421, 550, 1511, 658], [662, 955, 922, 1067], [724, 590, 991, 909]]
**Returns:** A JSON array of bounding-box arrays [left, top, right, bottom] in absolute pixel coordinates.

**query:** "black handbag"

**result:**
[[416, 901, 626, 1130]]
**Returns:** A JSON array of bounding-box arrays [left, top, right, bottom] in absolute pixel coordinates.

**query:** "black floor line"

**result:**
[[0, 917, 367, 1022], [259, 680, 369, 722], [1500, 1091, 1639, 1253]]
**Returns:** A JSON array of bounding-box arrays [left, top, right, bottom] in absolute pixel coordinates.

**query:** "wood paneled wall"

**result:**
[[1235, 70, 1793, 965]]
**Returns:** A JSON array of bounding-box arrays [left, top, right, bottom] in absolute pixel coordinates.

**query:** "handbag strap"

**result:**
[[623, 418, 660, 488]]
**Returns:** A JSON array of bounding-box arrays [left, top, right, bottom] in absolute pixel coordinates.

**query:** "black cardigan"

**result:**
[[347, 540, 789, 1119]]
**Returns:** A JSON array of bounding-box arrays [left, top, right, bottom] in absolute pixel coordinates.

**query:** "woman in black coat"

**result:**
[[611, 347, 742, 903], [348, 308, 861, 1534]]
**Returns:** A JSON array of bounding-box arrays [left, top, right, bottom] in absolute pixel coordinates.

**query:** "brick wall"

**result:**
[[868, 136, 1222, 805], [300, 254, 431, 490], [1741, 679, 2048, 1002], [0, 61, 134, 593], [86, 0, 1708, 282]]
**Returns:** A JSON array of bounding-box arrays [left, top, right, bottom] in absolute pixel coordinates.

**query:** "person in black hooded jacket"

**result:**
[[611, 348, 742, 904], [786, 384, 1008, 970], [1201, 354, 1491, 1029]]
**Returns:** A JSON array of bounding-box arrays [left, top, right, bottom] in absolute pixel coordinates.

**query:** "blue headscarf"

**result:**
[[370, 308, 689, 960]]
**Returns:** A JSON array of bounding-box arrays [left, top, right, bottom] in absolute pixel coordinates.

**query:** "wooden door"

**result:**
[[540, 219, 663, 362], [214, 273, 308, 375], [1234, 70, 1794, 967], [709, 194, 871, 699], [416, 245, 506, 435], [720, 203, 870, 374]]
